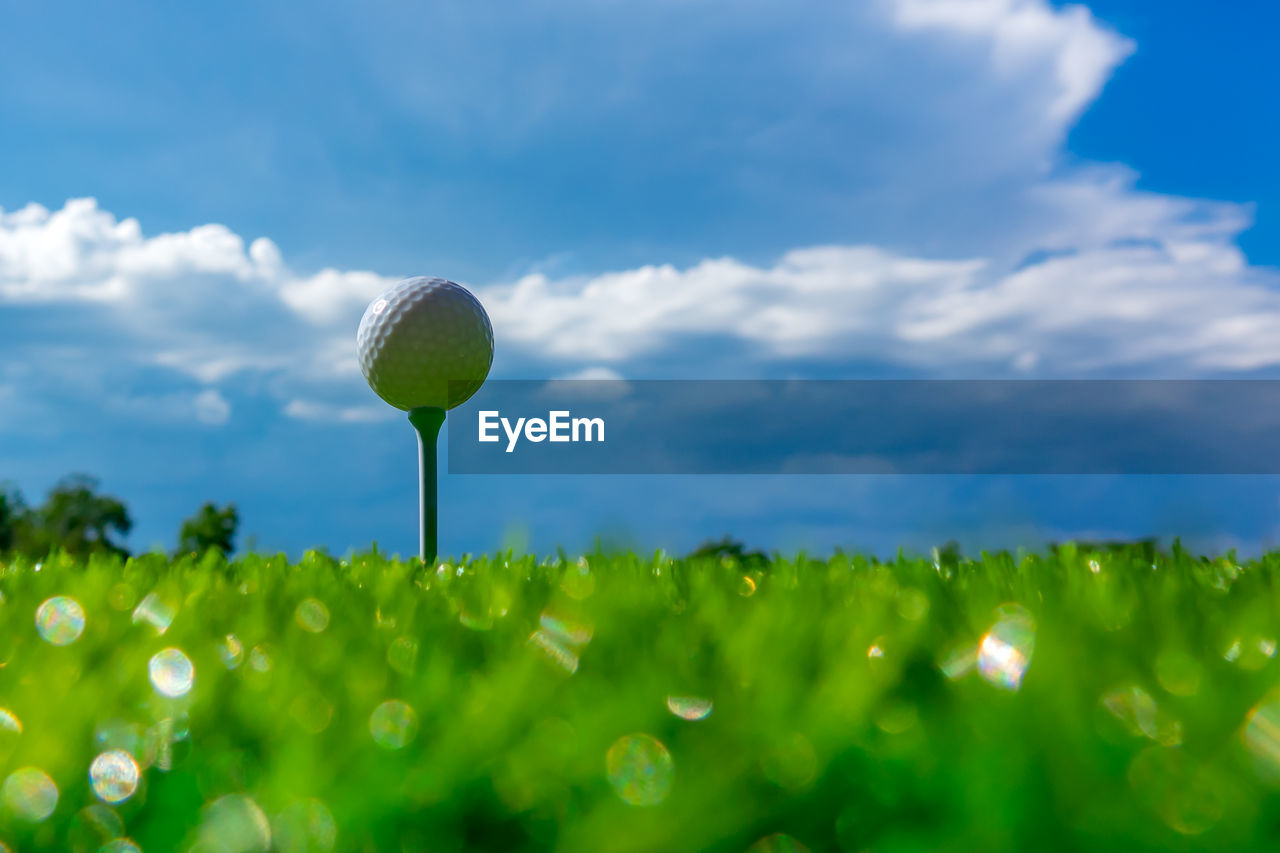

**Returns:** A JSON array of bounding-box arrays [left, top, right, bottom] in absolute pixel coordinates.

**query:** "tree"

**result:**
[[22, 474, 133, 558], [0, 483, 26, 553], [177, 502, 239, 557], [687, 536, 769, 568]]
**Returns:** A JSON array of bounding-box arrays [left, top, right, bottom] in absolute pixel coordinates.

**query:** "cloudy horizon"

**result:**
[[3, 0, 1278, 557]]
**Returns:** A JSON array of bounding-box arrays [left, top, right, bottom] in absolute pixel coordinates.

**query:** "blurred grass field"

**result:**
[[3, 543, 1280, 851]]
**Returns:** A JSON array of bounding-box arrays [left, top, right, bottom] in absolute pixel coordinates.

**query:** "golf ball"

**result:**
[[357, 277, 494, 411]]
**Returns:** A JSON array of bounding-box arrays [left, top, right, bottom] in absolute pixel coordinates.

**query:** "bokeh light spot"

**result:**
[[369, 700, 418, 749], [68, 803, 124, 849], [2, 767, 58, 822], [666, 696, 713, 721], [0, 708, 21, 735], [749, 834, 812, 853], [387, 636, 419, 676], [100, 840, 142, 853], [296, 599, 330, 633], [220, 634, 244, 669], [1244, 694, 1280, 784], [35, 596, 85, 645], [89, 750, 140, 804], [132, 591, 176, 634], [539, 611, 593, 645], [1127, 746, 1222, 835], [529, 610, 593, 675], [977, 603, 1035, 691], [196, 795, 271, 852], [1155, 650, 1202, 697], [149, 648, 195, 698], [1101, 685, 1181, 745], [249, 645, 272, 673], [272, 798, 337, 853], [605, 733, 673, 806]]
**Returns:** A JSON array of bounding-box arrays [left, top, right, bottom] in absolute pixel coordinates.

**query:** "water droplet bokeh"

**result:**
[[369, 700, 418, 749], [295, 598, 330, 633], [1101, 685, 1181, 745], [149, 648, 195, 698], [35, 596, 85, 645], [0, 708, 21, 734], [249, 645, 272, 673], [1244, 694, 1280, 783], [529, 629, 580, 674], [387, 636, 418, 675], [666, 696, 713, 721], [68, 803, 124, 849], [1155, 650, 1202, 697], [1127, 745, 1222, 835], [748, 834, 812, 853], [132, 592, 176, 634], [605, 733, 673, 806], [100, 840, 142, 853], [977, 603, 1036, 691], [272, 798, 337, 853], [2, 767, 58, 822], [220, 634, 244, 669], [196, 795, 271, 852], [529, 609, 592, 675], [89, 750, 140, 804]]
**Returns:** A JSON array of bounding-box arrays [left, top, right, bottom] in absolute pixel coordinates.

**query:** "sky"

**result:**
[[1, 0, 1278, 558]]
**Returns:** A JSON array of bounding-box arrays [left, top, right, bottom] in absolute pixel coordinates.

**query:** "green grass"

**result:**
[[3, 543, 1280, 851]]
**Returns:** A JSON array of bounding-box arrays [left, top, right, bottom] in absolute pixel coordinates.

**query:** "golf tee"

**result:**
[[408, 406, 447, 564]]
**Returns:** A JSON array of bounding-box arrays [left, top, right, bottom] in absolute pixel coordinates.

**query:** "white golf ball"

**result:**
[[357, 277, 494, 411]]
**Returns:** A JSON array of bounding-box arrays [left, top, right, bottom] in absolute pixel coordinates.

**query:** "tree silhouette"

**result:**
[[22, 474, 133, 558], [0, 483, 26, 553], [687, 535, 769, 568], [177, 502, 239, 557]]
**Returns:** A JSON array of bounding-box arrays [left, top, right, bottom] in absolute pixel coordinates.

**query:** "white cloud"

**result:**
[[279, 268, 391, 326], [0, 0, 1276, 430], [890, 0, 1135, 124], [0, 197, 395, 417], [97, 388, 233, 426], [2, 177, 1278, 425], [556, 367, 626, 381], [470, 155, 1280, 374], [283, 399, 395, 424], [0, 198, 392, 317], [194, 390, 232, 426], [483, 249, 987, 362]]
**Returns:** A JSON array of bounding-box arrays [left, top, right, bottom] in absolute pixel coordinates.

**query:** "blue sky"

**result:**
[[2, 0, 1278, 558]]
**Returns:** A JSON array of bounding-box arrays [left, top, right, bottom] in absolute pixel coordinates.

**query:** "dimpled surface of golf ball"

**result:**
[[357, 277, 494, 410]]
